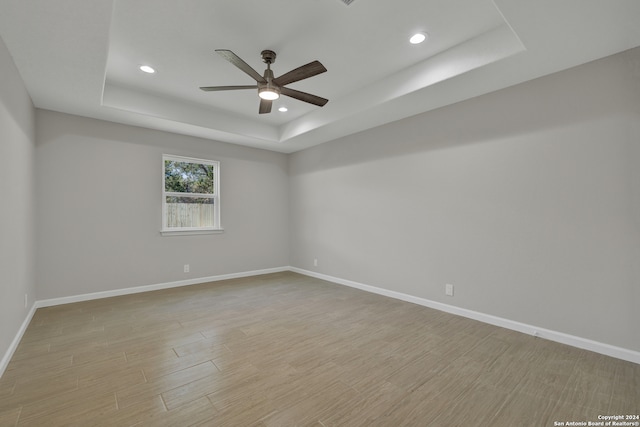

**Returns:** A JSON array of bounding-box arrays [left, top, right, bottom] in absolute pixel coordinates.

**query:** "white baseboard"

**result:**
[[36, 266, 290, 308], [290, 267, 640, 365], [0, 303, 38, 378], [3, 265, 637, 379]]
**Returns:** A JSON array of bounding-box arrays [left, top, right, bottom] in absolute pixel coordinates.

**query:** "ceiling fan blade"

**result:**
[[280, 87, 329, 107], [274, 61, 327, 86], [259, 98, 272, 114], [200, 85, 258, 91], [215, 49, 266, 83]]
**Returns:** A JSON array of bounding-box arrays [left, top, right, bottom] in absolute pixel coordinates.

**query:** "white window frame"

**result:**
[[161, 154, 222, 236]]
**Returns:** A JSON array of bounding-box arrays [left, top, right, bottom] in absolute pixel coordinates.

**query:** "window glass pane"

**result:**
[[164, 160, 214, 194], [165, 196, 214, 228]]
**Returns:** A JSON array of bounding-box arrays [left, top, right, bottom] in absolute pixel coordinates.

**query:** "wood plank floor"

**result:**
[[0, 272, 638, 426]]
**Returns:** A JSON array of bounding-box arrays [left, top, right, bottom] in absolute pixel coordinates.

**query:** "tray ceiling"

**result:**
[[1, 0, 639, 152]]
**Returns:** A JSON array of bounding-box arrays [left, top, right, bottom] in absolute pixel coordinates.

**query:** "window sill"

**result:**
[[160, 228, 224, 236]]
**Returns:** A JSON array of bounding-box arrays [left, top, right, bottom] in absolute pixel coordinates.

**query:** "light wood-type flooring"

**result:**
[[0, 272, 638, 426]]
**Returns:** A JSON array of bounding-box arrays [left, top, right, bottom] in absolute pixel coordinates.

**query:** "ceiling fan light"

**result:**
[[259, 87, 280, 100]]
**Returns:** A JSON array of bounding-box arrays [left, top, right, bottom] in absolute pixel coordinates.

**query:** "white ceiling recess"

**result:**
[[1, 0, 639, 153]]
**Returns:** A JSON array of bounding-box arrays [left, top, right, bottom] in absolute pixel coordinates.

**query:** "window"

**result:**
[[162, 154, 221, 234]]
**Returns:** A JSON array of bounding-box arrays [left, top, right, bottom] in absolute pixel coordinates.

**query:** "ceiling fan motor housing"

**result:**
[[259, 70, 280, 100], [259, 60, 280, 99]]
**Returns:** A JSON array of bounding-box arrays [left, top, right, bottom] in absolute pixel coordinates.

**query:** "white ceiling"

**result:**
[[1, 0, 640, 153]]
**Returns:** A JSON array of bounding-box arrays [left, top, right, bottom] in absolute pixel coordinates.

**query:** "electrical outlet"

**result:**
[[313, 258, 318, 267], [184, 264, 190, 273], [445, 284, 454, 296]]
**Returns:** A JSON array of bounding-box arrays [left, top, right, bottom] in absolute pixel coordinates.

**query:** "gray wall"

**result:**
[[3, 40, 638, 363], [289, 47, 640, 351], [0, 37, 36, 360], [35, 111, 290, 299]]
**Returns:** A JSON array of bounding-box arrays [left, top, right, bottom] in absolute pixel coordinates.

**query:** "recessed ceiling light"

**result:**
[[278, 106, 288, 112], [409, 32, 427, 44], [139, 65, 156, 74]]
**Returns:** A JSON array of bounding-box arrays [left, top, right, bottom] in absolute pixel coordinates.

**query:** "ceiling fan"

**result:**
[[200, 49, 328, 114]]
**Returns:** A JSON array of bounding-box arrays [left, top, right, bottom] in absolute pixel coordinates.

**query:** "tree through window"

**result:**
[[162, 155, 221, 232]]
